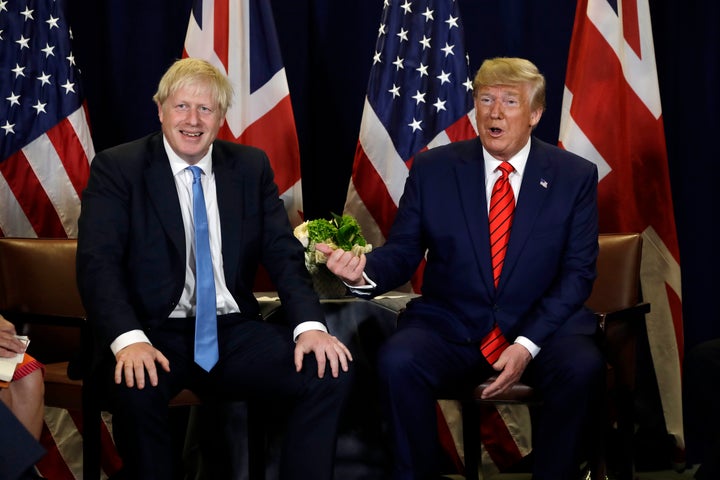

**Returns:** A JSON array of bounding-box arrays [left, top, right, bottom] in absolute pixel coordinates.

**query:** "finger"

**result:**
[[114, 361, 124, 385], [133, 362, 146, 389], [315, 349, 327, 379], [338, 341, 353, 362], [0, 337, 24, 354], [354, 255, 366, 273], [481, 374, 507, 399], [315, 243, 332, 255], [334, 346, 349, 373], [123, 361, 136, 388], [156, 352, 172, 372], [333, 342, 352, 371], [294, 345, 304, 373], [146, 361, 160, 387], [326, 349, 340, 378]]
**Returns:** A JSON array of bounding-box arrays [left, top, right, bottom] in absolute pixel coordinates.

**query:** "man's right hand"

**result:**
[[315, 243, 367, 286], [114, 342, 170, 389]]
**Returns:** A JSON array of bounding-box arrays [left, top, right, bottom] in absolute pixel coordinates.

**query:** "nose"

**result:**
[[186, 108, 200, 125], [490, 101, 503, 119]]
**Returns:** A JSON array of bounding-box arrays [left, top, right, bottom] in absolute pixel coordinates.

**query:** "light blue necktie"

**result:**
[[188, 166, 218, 371]]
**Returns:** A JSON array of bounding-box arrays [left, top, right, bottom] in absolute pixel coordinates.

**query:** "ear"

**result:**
[[529, 108, 543, 128]]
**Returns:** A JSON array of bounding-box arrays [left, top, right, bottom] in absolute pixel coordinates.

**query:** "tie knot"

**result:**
[[187, 165, 202, 182], [497, 161, 513, 177]]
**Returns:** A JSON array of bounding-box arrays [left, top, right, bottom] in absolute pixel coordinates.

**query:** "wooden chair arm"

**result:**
[[0, 310, 88, 380], [596, 302, 650, 391], [1, 310, 86, 330], [596, 302, 650, 332]]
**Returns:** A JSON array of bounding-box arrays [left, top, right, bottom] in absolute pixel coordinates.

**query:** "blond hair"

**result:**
[[153, 58, 234, 115], [472, 57, 546, 111]]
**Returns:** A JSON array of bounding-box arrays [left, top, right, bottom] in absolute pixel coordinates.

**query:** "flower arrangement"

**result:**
[[293, 213, 373, 274]]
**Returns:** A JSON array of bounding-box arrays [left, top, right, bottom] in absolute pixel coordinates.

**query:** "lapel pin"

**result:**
[[540, 179, 548, 189]]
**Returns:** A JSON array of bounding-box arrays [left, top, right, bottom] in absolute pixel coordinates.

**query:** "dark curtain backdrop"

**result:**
[[66, 1, 719, 349]]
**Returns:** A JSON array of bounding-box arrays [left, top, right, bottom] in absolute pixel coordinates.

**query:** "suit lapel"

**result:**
[[213, 148, 244, 286], [455, 140, 496, 294], [501, 138, 553, 287], [144, 136, 185, 258]]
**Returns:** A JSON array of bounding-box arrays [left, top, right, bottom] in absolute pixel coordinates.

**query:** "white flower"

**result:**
[[293, 221, 310, 248]]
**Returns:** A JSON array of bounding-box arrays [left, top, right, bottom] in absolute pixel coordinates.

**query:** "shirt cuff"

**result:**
[[293, 321, 328, 342], [346, 272, 376, 296], [110, 330, 151, 356], [514, 335, 540, 358]]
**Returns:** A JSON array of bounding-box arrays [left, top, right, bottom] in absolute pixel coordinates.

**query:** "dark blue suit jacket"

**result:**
[[364, 136, 599, 348], [77, 132, 322, 352]]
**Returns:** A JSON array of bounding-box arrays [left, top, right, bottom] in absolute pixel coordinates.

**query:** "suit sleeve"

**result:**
[[252, 156, 326, 330], [76, 150, 146, 349], [514, 161, 599, 346]]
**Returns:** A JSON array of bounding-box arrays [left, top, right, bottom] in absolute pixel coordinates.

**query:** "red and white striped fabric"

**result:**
[[183, 0, 303, 226], [37, 407, 122, 480], [343, 0, 477, 254], [559, 0, 684, 454], [0, 0, 94, 239]]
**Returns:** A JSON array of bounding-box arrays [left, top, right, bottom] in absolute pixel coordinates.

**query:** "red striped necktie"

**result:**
[[480, 161, 514, 364]]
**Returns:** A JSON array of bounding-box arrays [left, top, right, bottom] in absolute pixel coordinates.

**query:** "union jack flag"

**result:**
[[183, 0, 303, 226], [559, 0, 684, 456], [0, 0, 94, 238]]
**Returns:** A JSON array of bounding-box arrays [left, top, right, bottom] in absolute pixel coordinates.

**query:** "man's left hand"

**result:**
[[294, 330, 353, 378], [480, 343, 532, 399]]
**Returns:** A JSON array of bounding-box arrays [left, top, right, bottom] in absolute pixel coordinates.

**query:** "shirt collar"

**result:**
[[482, 137, 531, 178], [162, 135, 214, 177]]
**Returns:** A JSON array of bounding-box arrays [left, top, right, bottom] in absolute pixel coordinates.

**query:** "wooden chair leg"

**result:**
[[615, 385, 635, 480], [82, 374, 102, 480], [461, 400, 480, 480]]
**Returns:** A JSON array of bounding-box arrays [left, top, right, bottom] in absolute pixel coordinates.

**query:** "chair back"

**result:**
[[0, 237, 84, 364], [585, 233, 643, 314], [0, 237, 85, 317]]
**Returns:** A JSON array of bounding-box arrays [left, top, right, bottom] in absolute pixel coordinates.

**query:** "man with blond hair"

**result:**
[[78, 58, 353, 480]]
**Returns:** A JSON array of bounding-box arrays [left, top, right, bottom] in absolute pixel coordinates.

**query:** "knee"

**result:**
[[568, 353, 605, 389], [377, 343, 418, 385], [11, 370, 45, 409], [305, 354, 356, 398], [112, 382, 169, 415]]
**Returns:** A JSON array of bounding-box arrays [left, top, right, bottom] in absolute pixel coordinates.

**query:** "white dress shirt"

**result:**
[[482, 139, 540, 358]]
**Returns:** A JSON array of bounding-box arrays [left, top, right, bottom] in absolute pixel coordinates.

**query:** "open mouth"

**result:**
[[181, 130, 202, 137]]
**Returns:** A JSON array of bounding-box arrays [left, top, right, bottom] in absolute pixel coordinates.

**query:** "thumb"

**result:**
[[492, 354, 507, 372], [315, 243, 332, 255]]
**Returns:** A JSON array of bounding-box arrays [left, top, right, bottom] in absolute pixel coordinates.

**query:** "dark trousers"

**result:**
[[684, 338, 720, 480], [109, 314, 353, 480], [377, 326, 604, 480]]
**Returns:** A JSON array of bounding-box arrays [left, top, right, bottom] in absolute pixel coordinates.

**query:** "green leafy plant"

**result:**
[[293, 213, 372, 273]]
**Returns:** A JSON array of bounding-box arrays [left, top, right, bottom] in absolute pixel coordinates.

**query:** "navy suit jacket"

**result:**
[[77, 132, 323, 352], [364, 136, 599, 348]]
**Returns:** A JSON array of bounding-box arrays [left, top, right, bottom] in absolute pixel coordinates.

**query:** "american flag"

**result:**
[[344, 0, 476, 251], [183, 0, 303, 226], [344, 0, 530, 475], [559, 0, 684, 455], [0, 0, 93, 238]]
